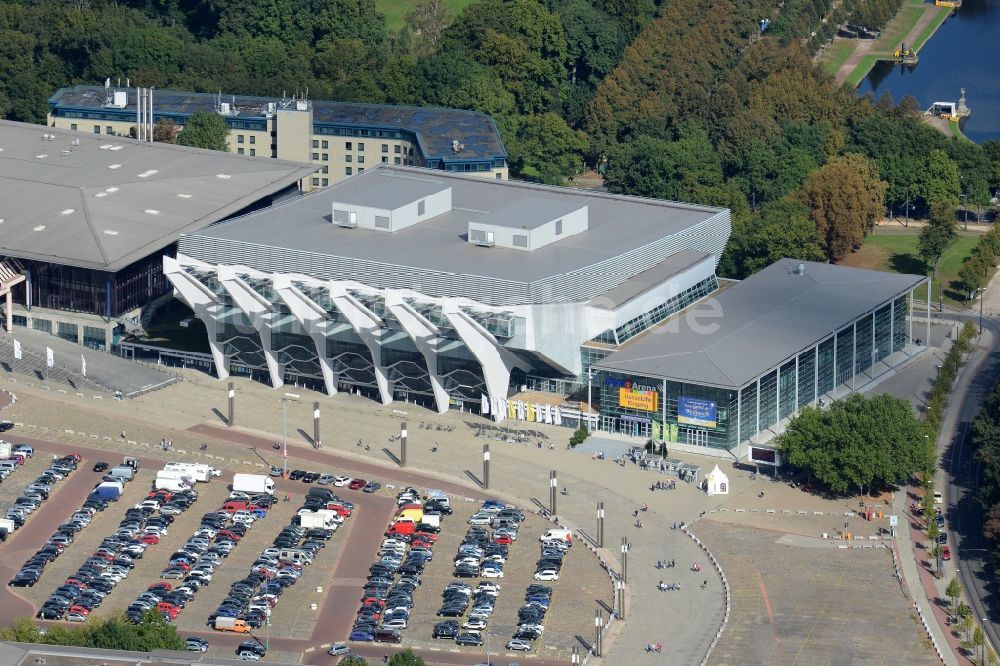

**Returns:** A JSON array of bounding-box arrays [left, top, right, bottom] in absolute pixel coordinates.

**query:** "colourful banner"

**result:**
[[619, 387, 658, 412], [678, 396, 717, 428]]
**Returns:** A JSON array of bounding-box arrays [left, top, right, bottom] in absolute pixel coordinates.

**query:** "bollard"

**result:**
[[227, 382, 235, 427]]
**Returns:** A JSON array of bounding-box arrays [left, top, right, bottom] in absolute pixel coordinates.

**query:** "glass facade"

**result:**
[[4, 250, 173, 319], [592, 275, 718, 345], [597, 292, 916, 451]]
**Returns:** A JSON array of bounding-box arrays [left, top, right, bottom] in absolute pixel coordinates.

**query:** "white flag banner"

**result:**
[[13, 339, 22, 360], [553, 406, 562, 427], [46, 347, 54, 368], [481, 394, 490, 414], [81, 354, 87, 377]]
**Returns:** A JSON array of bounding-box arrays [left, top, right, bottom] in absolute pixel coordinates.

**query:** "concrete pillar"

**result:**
[[549, 470, 557, 515], [597, 502, 604, 548], [400, 421, 407, 467], [621, 537, 629, 583], [595, 609, 604, 657], [483, 444, 490, 489], [314, 402, 321, 449], [228, 382, 235, 427]]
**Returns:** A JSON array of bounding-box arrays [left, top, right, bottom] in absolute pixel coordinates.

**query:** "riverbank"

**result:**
[[821, 0, 951, 87]]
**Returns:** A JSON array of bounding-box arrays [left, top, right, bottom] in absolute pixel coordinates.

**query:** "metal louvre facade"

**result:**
[[178, 208, 730, 307]]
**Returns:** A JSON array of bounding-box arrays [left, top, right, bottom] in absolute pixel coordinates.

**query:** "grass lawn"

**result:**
[[843, 229, 983, 307], [376, 0, 479, 31], [847, 55, 879, 87], [821, 40, 855, 76], [879, 5, 926, 51], [912, 7, 951, 51]]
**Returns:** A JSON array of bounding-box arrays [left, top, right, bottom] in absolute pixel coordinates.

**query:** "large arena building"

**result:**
[[163, 164, 929, 461], [165, 165, 731, 415]]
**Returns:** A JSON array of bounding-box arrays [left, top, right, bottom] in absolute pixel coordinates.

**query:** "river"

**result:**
[[857, 0, 1000, 144]]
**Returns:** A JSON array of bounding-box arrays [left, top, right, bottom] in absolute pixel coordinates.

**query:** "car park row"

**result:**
[[210, 484, 353, 662], [32, 459, 205, 623], [349, 487, 450, 644], [0, 442, 41, 537], [431, 499, 526, 650], [126, 481, 266, 631], [7, 453, 83, 591]]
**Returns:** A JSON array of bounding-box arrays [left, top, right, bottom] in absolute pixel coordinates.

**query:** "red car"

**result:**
[[217, 529, 241, 541], [141, 534, 160, 545], [65, 453, 82, 463], [413, 532, 438, 543], [494, 535, 513, 545], [941, 546, 952, 560], [64, 578, 87, 589], [348, 478, 366, 490], [68, 605, 91, 616], [148, 582, 172, 592], [157, 602, 181, 619]]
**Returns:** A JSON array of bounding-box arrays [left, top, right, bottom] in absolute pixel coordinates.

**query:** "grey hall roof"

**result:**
[[181, 166, 727, 286], [595, 259, 926, 389], [0, 120, 314, 272]]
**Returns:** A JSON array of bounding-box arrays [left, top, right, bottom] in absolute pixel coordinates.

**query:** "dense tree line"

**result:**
[[3, 0, 999, 278]]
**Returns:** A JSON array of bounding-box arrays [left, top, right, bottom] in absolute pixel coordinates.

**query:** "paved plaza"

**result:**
[[694, 521, 936, 666], [0, 320, 959, 664]]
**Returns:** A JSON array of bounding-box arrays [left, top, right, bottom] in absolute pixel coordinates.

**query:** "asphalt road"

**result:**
[[934, 310, 1000, 652], [0, 432, 567, 665]]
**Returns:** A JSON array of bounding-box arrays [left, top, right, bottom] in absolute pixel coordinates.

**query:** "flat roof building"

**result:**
[[48, 84, 509, 190], [166, 165, 732, 415], [592, 259, 928, 461], [0, 120, 314, 350]]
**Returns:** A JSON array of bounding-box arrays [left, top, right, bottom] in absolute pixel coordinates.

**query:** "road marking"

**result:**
[[757, 570, 788, 666]]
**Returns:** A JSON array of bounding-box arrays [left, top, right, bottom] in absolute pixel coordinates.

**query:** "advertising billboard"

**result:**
[[619, 387, 658, 412], [677, 396, 717, 428]]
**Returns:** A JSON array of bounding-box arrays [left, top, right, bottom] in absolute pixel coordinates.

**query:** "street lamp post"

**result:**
[[280, 393, 300, 477]]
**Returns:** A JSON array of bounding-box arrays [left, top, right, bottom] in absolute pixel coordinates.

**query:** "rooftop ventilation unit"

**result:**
[[474, 231, 495, 248], [333, 209, 358, 228]]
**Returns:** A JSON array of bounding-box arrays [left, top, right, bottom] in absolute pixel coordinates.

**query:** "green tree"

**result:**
[[504, 112, 587, 184], [719, 197, 825, 279], [777, 393, 926, 495], [388, 648, 427, 666], [797, 153, 887, 261], [946, 576, 963, 616], [918, 148, 961, 205], [605, 125, 724, 201], [175, 111, 229, 152], [340, 657, 369, 666], [0, 617, 43, 642], [917, 199, 958, 282]]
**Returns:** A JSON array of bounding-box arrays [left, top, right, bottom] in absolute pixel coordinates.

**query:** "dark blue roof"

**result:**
[[49, 85, 506, 164]]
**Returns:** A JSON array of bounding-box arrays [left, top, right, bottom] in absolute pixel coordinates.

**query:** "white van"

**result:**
[[540, 528, 572, 543], [278, 549, 314, 565], [0, 460, 18, 472]]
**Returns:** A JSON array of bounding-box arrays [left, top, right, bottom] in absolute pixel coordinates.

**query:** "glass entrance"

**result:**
[[684, 427, 709, 447], [601, 415, 617, 433]]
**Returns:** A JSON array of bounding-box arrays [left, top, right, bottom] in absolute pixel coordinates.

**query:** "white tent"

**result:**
[[705, 465, 729, 496]]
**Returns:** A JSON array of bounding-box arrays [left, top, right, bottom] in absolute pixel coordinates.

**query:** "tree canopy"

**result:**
[[777, 393, 929, 496], [175, 110, 229, 151], [0, 611, 185, 651]]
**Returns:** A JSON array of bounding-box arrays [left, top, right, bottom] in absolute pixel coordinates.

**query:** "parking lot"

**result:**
[[375, 498, 608, 661], [0, 432, 606, 665], [0, 452, 61, 514]]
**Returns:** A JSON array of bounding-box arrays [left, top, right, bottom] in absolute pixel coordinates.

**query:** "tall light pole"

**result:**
[[280, 393, 300, 477]]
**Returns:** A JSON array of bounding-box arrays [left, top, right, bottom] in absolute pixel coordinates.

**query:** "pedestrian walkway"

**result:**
[[894, 490, 959, 665]]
